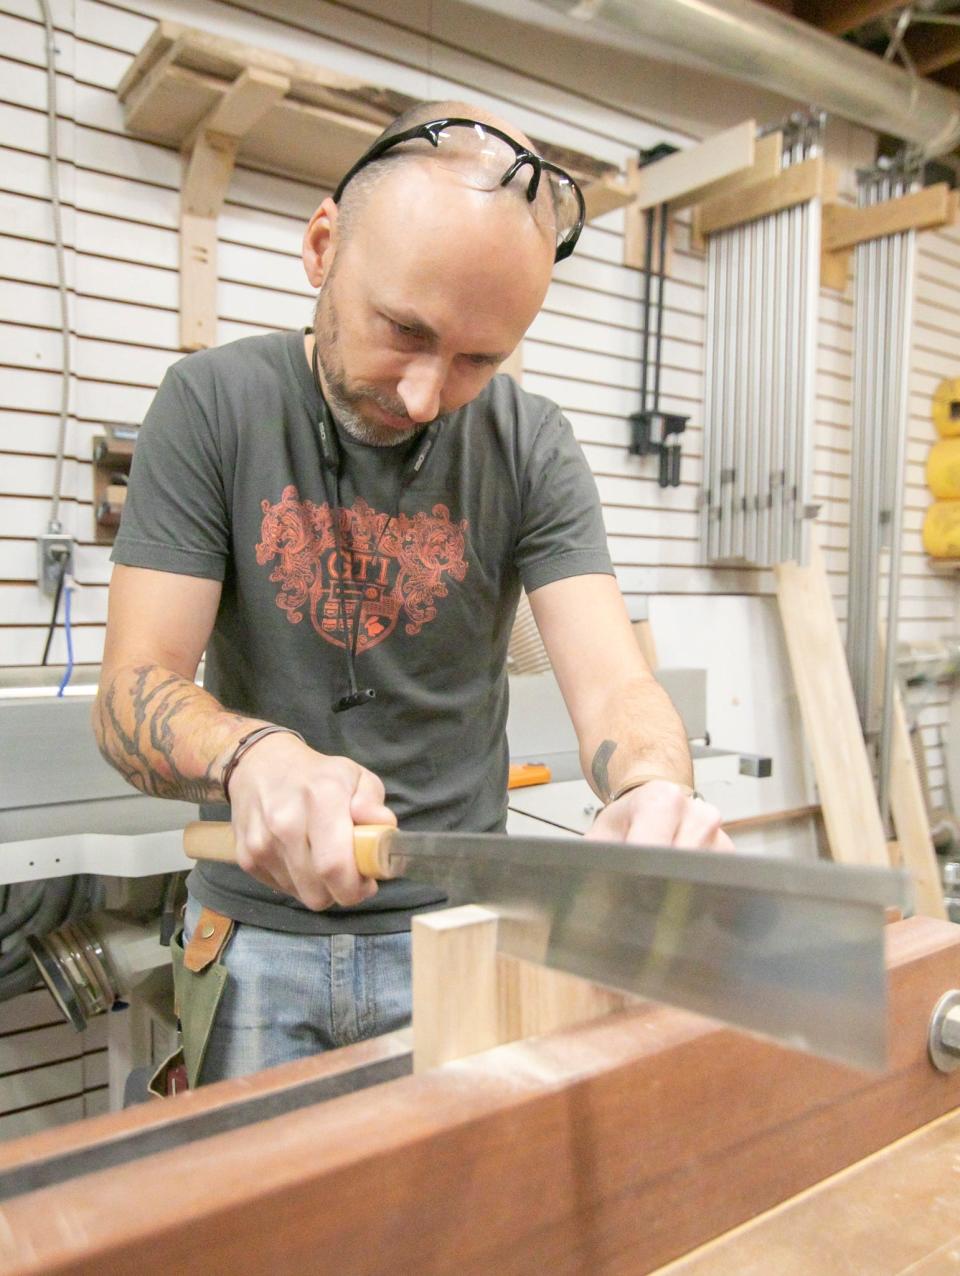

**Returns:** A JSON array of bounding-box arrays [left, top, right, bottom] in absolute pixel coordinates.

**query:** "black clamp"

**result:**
[[628, 145, 689, 489], [629, 410, 688, 488]]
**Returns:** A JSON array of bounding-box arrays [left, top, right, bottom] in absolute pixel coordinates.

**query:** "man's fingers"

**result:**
[[349, 769, 396, 830], [234, 824, 305, 903], [587, 783, 736, 854], [671, 798, 728, 851], [306, 806, 378, 908]]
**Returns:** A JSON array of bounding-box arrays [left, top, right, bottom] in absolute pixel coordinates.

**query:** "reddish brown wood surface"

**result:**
[[657, 1107, 960, 1275], [0, 1029, 409, 1174], [1, 918, 959, 1276]]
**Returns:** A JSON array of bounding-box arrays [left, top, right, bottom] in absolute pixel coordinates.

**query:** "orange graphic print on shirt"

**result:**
[[256, 485, 469, 652]]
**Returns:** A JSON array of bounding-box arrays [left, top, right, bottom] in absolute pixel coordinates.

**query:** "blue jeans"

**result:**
[[182, 895, 412, 1084]]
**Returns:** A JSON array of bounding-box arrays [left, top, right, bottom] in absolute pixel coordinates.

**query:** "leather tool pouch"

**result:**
[[149, 906, 235, 1095]]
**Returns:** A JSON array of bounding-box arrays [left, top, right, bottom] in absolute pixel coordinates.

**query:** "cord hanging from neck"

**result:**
[[311, 341, 436, 713]]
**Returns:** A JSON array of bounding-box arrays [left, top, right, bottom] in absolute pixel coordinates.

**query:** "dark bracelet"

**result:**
[[221, 725, 306, 802]]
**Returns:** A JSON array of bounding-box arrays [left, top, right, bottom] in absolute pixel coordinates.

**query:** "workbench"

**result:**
[[1, 914, 959, 1274]]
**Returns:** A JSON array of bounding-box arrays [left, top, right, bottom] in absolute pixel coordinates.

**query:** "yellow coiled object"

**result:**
[[923, 500, 960, 558], [932, 378, 960, 438], [927, 438, 960, 499]]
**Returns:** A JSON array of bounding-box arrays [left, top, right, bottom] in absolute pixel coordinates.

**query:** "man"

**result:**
[[95, 100, 730, 1087]]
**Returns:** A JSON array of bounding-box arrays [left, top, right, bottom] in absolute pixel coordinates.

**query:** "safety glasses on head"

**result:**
[[333, 117, 586, 263]]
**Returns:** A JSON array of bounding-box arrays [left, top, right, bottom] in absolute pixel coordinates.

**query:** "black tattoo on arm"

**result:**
[[591, 738, 618, 804], [94, 665, 247, 803]]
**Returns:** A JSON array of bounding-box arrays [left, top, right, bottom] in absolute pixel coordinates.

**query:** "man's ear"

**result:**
[[303, 197, 339, 288]]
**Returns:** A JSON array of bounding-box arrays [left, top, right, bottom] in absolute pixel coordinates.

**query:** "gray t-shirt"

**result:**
[[112, 329, 613, 933]]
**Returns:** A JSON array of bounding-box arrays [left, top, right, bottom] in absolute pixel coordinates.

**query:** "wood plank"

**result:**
[[121, 37, 186, 134], [114, 19, 183, 102], [887, 670, 947, 920], [1, 918, 958, 1275], [181, 130, 238, 222], [698, 156, 837, 239], [495, 955, 631, 1043], [582, 172, 635, 222], [411, 907, 629, 1072], [820, 246, 851, 292], [654, 1108, 960, 1275], [690, 130, 783, 251], [632, 120, 755, 213], [623, 197, 675, 274], [201, 67, 290, 141], [822, 185, 957, 254], [411, 906, 499, 1072], [774, 538, 889, 868], [723, 805, 821, 833]]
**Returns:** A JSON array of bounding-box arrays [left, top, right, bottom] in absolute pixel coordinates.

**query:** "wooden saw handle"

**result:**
[[182, 821, 399, 879]]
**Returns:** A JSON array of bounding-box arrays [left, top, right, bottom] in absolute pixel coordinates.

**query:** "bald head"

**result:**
[[334, 99, 550, 251], [302, 100, 557, 446]]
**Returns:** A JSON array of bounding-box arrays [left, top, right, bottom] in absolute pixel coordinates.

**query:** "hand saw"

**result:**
[[184, 821, 911, 1071]]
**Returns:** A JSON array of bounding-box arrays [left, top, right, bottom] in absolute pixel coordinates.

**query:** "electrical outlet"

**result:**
[[37, 533, 74, 596]]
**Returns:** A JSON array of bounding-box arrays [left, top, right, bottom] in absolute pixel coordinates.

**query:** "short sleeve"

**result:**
[[514, 405, 614, 593], [111, 365, 230, 581]]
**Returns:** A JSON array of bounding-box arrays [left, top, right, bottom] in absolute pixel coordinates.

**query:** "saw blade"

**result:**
[[381, 829, 910, 1071]]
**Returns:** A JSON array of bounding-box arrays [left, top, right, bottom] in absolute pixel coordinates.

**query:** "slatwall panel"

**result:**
[[0, 988, 108, 1139], [2, 0, 960, 1129]]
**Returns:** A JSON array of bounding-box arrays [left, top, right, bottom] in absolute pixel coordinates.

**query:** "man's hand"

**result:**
[[586, 780, 734, 852], [226, 733, 396, 910]]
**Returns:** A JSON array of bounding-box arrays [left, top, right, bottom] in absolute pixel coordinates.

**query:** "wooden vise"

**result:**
[[1, 914, 960, 1274]]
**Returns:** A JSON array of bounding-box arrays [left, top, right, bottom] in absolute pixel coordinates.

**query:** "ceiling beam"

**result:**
[[907, 25, 960, 76], [793, 0, 905, 36]]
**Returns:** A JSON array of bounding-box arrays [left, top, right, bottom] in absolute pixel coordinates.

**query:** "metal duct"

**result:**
[[472, 0, 960, 156]]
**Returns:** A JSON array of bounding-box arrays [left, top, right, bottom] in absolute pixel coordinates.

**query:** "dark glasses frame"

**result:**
[[332, 116, 586, 263]]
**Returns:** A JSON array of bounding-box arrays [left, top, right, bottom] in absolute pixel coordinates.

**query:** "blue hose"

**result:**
[[57, 579, 74, 696]]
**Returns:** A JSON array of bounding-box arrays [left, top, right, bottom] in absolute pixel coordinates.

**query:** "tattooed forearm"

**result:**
[[591, 739, 618, 803], [93, 664, 262, 803]]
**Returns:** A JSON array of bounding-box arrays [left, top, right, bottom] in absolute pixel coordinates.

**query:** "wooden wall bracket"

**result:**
[[821, 182, 959, 291], [118, 21, 628, 352], [624, 120, 767, 271], [695, 154, 840, 241], [179, 69, 289, 350], [92, 431, 134, 543]]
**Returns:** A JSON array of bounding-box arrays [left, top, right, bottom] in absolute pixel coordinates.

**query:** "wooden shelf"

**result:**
[[116, 21, 621, 351], [93, 432, 133, 545]]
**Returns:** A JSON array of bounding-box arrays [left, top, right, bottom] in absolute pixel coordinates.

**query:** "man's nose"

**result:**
[[397, 358, 445, 423]]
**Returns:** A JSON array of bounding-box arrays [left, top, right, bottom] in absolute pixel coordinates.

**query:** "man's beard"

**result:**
[[313, 290, 430, 447]]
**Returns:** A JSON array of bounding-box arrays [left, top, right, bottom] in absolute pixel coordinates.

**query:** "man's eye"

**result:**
[[391, 320, 418, 338]]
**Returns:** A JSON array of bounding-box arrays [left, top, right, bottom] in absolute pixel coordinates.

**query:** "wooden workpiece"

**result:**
[[2, 916, 960, 1274], [412, 907, 632, 1072]]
